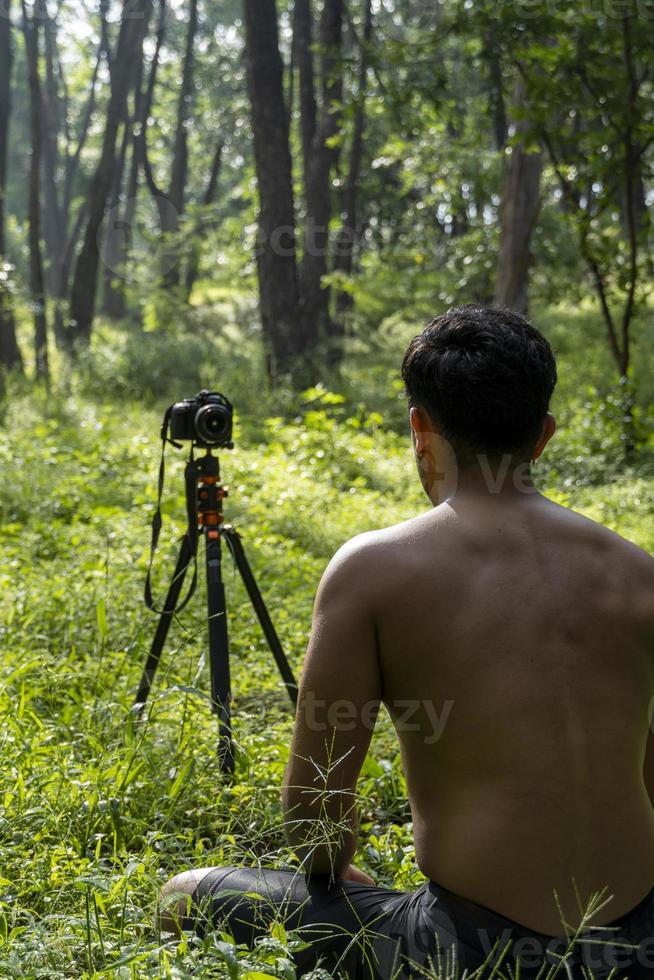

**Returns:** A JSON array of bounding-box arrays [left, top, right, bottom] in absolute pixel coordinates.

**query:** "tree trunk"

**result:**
[[619, 143, 648, 241], [63, 0, 110, 224], [163, 0, 198, 291], [50, 5, 110, 346], [494, 84, 543, 314], [299, 0, 344, 353], [39, 0, 64, 296], [483, 30, 508, 152], [68, 0, 151, 347], [185, 139, 224, 301], [101, 119, 130, 317], [243, 0, 303, 383], [111, 0, 166, 323], [22, 0, 49, 382], [53, 203, 86, 346], [0, 0, 22, 372], [293, 0, 317, 190], [329, 0, 372, 363], [137, 0, 191, 296]]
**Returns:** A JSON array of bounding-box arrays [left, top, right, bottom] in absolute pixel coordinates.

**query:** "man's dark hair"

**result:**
[[401, 306, 558, 461]]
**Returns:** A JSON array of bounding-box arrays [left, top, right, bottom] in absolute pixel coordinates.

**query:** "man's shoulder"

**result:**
[[315, 528, 394, 617], [323, 513, 440, 596], [550, 499, 654, 624], [325, 525, 398, 579], [331, 513, 435, 564], [552, 498, 653, 566]]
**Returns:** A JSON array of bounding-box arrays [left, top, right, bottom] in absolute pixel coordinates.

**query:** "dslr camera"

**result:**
[[169, 390, 234, 448]]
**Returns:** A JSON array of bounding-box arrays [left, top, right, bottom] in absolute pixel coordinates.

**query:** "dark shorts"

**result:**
[[188, 867, 654, 979]]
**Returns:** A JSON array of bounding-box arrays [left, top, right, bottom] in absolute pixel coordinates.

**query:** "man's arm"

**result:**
[[282, 535, 382, 879]]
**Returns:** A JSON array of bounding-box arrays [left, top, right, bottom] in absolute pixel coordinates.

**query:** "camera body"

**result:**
[[169, 390, 234, 448]]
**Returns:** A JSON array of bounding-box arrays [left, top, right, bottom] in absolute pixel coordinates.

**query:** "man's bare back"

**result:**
[[363, 489, 654, 935]]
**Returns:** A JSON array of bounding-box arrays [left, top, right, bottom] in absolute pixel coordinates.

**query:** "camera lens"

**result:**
[[195, 404, 230, 444]]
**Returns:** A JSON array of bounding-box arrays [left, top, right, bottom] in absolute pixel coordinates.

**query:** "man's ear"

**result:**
[[532, 413, 557, 462], [409, 406, 434, 455]]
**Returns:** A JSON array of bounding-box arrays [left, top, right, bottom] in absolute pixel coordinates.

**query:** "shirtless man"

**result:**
[[162, 307, 654, 979]]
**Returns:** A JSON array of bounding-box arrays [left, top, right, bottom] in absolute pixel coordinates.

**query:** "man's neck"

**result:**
[[428, 455, 540, 507]]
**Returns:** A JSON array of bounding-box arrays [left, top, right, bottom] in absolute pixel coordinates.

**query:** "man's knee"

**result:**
[[160, 868, 216, 936]]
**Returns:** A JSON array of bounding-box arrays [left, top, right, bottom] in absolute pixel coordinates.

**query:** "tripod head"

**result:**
[[187, 449, 229, 536]]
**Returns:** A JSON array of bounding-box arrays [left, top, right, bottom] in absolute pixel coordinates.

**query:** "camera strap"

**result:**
[[144, 407, 198, 615]]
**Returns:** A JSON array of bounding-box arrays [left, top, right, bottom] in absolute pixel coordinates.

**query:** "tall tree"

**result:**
[[330, 0, 373, 361], [100, 116, 131, 318], [0, 0, 22, 372], [38, 0, 67, 294], [163, 0, 199, 290], [50, 3, 110, 345], [184, 138, 224, 300], [138, 0, 204, 295], [34, 0, 110, 346], [22, 0, 49, 381], [299, 0, 344, 353], [68, 0, 152, 346], [108, 0, 167, 317], [244, 0, 303, 382], [494, 83, 543, 314], [483, 28, 508, 153], [293, 0, 317, 190]]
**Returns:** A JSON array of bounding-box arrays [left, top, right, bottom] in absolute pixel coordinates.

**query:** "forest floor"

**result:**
[[1, 300, 653, 977]]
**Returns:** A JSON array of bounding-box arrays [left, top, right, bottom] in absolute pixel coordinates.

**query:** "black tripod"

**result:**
[[134, 448, 298, 772]]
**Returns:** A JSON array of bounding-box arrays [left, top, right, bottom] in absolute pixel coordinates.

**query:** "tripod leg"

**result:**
[[222, 525, 298, 708], [134, 533, 195, 713], [205, 530, 234, 773]]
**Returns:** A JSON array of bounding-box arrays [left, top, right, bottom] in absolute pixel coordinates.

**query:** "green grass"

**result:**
[[0, 300, 653, 977], [0, 386, 421, 978]]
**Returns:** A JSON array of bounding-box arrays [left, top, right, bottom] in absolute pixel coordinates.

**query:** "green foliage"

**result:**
[[462, 0, 654, 380]]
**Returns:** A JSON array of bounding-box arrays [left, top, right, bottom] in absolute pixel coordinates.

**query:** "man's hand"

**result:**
[[343, 864, 376, 886]]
